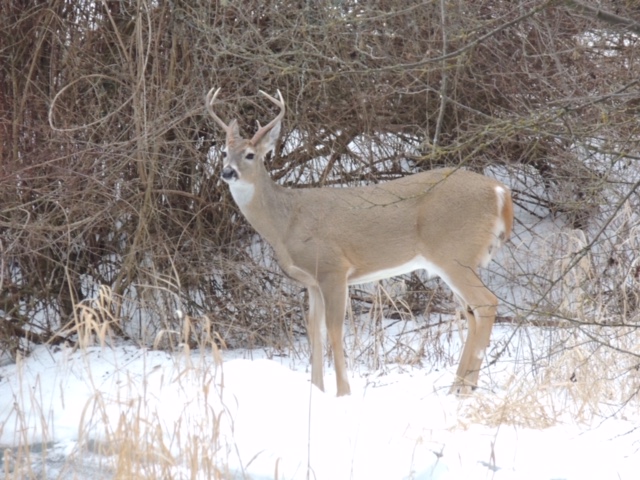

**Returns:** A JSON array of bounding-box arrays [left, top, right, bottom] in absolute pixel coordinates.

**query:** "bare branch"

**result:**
[[563, 0, 640, 34]]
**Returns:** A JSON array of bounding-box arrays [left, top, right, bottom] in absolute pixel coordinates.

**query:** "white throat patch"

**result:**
[[229, 181, 255, 207]]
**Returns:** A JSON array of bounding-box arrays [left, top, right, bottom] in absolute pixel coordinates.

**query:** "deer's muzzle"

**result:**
[[221, 167, 238, 182]]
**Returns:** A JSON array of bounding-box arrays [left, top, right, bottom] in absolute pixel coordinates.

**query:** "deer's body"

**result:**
[[231, 167, 508, 286], [207, 88, 513, 396]]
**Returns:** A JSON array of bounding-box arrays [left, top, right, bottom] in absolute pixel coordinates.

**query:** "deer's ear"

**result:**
[[255, 120, 281, 158], [226, 119, 241, 145]]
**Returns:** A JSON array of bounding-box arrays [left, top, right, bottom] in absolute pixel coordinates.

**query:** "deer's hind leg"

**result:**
[[443, 264, 498, 395]]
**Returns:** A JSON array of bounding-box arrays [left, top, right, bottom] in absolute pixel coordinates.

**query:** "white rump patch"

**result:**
[[495, 185, 507, 203], [479, 185, 510, 269]]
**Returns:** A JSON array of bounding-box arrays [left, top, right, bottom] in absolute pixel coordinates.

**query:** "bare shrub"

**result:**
[[1, 0, 639, 385]]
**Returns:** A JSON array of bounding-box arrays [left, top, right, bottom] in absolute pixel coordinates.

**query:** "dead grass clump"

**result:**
[[461, 324, 640, 429], [542, 326, 640, 417], [460, 383, 559, 429]]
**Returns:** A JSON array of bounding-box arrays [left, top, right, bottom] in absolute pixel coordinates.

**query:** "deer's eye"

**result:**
[[221, 151, 228, 158], [245, 152, 255, 160]]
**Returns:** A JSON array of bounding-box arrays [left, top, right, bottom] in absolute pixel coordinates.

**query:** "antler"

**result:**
[[205, 87, 231, 133], [251, 90, 285, 145], [206, 87, 285, 143]]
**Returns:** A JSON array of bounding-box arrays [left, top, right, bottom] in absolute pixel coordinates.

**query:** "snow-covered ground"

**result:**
[[1, 321, 639, 480]]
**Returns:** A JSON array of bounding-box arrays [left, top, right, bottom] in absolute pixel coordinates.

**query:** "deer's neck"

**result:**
[[231, 166, 292, 246]]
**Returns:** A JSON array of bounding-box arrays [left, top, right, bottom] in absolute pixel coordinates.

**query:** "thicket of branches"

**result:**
[[1, 0, 640, 356]]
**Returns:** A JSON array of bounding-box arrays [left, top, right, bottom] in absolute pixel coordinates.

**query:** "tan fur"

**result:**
[[207, 88, 514, 396]]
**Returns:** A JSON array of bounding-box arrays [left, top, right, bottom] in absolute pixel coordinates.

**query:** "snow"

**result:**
[[1, 325, 639, 479]]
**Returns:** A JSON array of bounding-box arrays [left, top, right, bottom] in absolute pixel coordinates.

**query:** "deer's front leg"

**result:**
[[307, 285, 326, 392], [318, 275, 351, 396]]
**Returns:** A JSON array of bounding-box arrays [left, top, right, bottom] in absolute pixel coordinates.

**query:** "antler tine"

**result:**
[[205, 87, 231, 132], [258, 89, 285, 108], [251, 89, 285, 145]]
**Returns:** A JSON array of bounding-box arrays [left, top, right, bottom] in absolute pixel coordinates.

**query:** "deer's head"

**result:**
[[206, 88, 284, 189]]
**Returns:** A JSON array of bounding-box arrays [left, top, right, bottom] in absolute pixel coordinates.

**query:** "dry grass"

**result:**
[[1, 289, 240, 480], [458, 322, 640, 429]]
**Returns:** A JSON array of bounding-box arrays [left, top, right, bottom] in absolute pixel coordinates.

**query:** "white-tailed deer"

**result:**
[[207, 87, 513, 396]]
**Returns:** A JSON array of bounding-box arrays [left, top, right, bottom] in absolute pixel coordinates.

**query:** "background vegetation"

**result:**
[[1, 0, 640, 368]]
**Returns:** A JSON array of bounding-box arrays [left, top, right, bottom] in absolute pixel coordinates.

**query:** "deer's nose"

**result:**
[[221, 167, 238, 182]]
